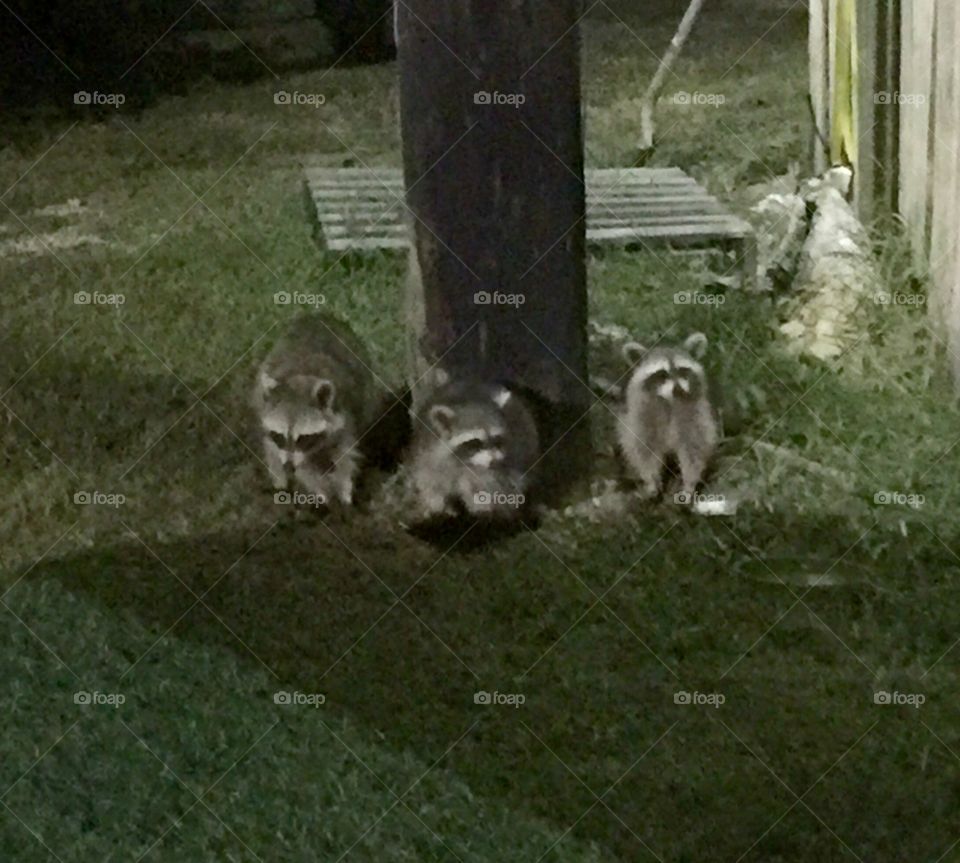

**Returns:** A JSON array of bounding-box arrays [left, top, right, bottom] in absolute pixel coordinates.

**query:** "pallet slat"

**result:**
[[326, 237, 411, 250], [317, 203, 731, 223], [312, 195, 727, 213], [305, 166, 691, 179], [310, 185, 714, 197], [304, 168, 700, 188], [323, 213, 749, 236], [306, 178, 704, 193], [311, 195, 723, 212], [588, 224, 751, 241]]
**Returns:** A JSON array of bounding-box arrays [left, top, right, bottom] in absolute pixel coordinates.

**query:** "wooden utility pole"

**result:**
[[397, 0, 590, 491]]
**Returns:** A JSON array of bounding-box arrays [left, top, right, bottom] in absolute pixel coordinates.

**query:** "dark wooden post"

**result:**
[[397, 0, 590, 493]]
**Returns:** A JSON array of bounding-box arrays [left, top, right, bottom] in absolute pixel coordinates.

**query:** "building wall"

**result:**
[[811, 0, 960, 378]]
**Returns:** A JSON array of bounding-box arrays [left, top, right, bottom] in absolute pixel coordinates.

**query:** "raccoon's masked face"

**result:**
[[427, 398, 509, 470], [638, 359, 703, 401], [624, 334, 708, 403], [261, 374, 344, 472]]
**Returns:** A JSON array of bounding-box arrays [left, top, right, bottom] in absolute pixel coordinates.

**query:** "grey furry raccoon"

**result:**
[[408, 371, 539, 520], [252, 312, 377, 505], [618, 332, 719, 502]]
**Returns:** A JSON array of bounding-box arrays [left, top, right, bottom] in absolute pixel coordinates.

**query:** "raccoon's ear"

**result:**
[[683, 332, 708, 359], [312, 378, 336, 410], [622, 342, 647, 365], [428, 404, 456, 436], [425, 366, 450, 388], [260, 371, 280, 395]]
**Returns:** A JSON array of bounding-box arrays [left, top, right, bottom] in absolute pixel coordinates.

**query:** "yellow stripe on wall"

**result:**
[[830, 0, 858, 168]]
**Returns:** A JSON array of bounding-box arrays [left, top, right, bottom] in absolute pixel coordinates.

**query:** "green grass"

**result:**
[[3, 2, 960, 860]]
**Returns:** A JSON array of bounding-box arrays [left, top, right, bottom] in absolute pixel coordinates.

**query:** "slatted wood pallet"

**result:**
[[305, 165, 756, 282]]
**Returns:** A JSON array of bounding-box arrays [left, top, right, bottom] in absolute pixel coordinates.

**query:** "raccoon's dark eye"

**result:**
[[645, 370, 670, 387], [455, 438, 486, 457], [488, 434, 506, 449], [295, 432, 326, 449], [676, 369, 700, 391], [267, 431, 286, 448]]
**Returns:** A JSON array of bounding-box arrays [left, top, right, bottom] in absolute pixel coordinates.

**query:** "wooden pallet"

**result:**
[[305, 165, 756, 279]]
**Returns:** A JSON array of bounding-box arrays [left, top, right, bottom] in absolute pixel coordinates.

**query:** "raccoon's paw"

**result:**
[[635, 479, 661, 502], [336, 482, 354, 507], [418, 493, 457, 521]]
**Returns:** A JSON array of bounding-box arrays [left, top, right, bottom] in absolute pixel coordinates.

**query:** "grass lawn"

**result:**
[[3, 1, 960, 860]]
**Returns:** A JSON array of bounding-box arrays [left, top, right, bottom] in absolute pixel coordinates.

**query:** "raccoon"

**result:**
[[408, 372, 539, 520], [618, 332, 719, 502], [252, 312, 377, 505]]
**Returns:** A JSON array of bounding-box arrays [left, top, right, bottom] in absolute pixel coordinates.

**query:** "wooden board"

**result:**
[[305, 166, 753, 252], [855, 0, 878, 219], [898, 0, 936, 256], [809, 0, 829, 173], [876, 0, 901, 214], [931, 0, 960, 339]]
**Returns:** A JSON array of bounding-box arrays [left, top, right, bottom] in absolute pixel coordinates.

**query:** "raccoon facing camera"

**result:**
[[407, 369, 540, 524], [252, 311, 379, 508], [617, 332, 719, 503]]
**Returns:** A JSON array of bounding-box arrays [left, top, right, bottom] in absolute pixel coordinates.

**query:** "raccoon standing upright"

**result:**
[[252, 312, 377, 505], [407, 371, 539, 520], [618, 332, 719, 502]]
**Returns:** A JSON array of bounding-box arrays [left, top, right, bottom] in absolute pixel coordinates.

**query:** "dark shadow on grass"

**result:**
[[14, 506, 960, 861], [405, 512, 534, 551], [0, 345, 221, 483]]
